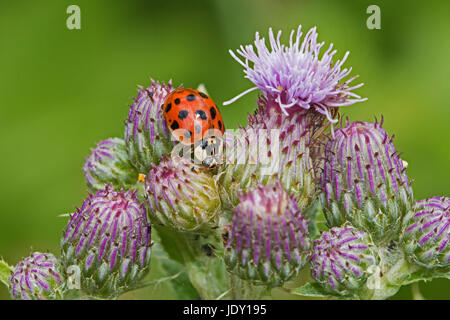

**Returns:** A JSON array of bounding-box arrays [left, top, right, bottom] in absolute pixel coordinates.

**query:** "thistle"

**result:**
[[319, 119, 414, 242], [61, 185, 151, 298], [145, 155, 221, 232], [9, 252, 64, 300], [83, 138, 140, 192], [402, 196, 450, 271], [218, 113, 315, 211], [124, 79, 176, 174], [223, 183, 311, 287], [224, 25, 366, 124], [310, 225, 378, 297]]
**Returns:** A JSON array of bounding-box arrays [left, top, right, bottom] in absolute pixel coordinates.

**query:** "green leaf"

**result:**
[[290, 282, 334, 298], [149, 228, 200, 299], [0, 257, 13, 288]]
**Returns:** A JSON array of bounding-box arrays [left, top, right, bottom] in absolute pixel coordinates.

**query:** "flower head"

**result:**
[[224, 25, 366, 123], [218, 112, 315, 210], [125, 79, 176, 173], [402, 196, 450, 270], [9, 252, 64, 300], [145, 155, 221, 232], [83, 138, 140, 192], [320, 118, 413, 241], [223, 183, 311, 287], [310, 224, 378, 297], [61, 184, 151, 298]]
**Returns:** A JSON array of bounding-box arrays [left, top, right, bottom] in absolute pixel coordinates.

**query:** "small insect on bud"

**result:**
[[9, 252, 65, 300], [223, 183, 311, 287], [310, 224, 379, 297], [61, 184, 151, 298], [401, 196, 450, 271]]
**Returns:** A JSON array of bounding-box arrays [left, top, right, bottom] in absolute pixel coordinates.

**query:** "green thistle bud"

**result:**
[[124, 79, 175, 173], [61, 185, 151, 298], [9, 252, 65, 300], [310, 224, 379, 297], [145, 155, 221, 232], [401, 196, 449, 271], [319, 119, 413, 242], [223, 183, 311, 287], [83, 138, 140, 192], [218, 111, 315, 210]]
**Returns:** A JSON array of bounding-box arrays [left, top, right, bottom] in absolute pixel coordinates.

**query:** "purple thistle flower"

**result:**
[[310, 224, 378, 296], [402, 196, 450, 270], [145, 155, 221, 232], [124, 79, 176, 173], [224, 25, 366, 124], [83, 138, 140, 191], [61, 184, 151, 297], [9, 252, 64, 300], [319, 118, 413, 241], [223, 183, 310, 287], [218, 111, 315, 211]]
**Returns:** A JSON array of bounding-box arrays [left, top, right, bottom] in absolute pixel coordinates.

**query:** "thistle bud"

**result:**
[[218, 112, 315, 210], [401, 196, 450, 270], [83, 138, 140, 192], [310, 225, 378, 297], [61, 185, 151, 298], [320, 119, 413, 242], [124, 79, 175, 173], [9, 252, 64, 300], [223, 183, 311, 287], [145, 155, 221, 232]]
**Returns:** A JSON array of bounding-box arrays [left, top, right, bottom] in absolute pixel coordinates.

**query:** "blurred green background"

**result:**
[[0, 0, 449, 299]]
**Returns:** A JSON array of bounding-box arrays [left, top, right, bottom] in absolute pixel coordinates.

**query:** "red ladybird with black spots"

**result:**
[[162, 88, 225, 168]]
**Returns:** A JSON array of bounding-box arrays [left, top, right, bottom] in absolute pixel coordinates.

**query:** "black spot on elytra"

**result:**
[[199, 92, 208, 99], [184, 130, 192, 138], [174, 98, 181, 105], [178, 110, 189, 120], [218, 120, 222, 130], [187, 94, 196, 101], [165, 103, 172, 113], [196, 110, 207, 120], [195, 124, 201, 134], [170, 121, 179, 130], [210, 106, 217, 120]]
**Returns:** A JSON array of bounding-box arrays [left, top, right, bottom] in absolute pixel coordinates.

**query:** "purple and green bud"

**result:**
[[310, 224, 378, 297], [124, 79, 175, 174], [223, 183, 311, 287], [401, 196, 450, 270], [218, 113, 315, 211], [145, 155, 221, 232], [83, 138, 140, 192], [9, 252, 64, 300], [320, 119, 413, 242], [61, 185, 151, 298]]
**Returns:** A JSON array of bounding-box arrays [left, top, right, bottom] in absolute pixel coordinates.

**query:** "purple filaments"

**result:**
[[125, 79, 173, 143], [63, 184, 151, 271], [9, 252, 62, 300], [321, 118, 411, 208], [225, 183, 310, 270], [404, 197, 450, 264], [310, 226, 376, 292], [224, 25, 366, 123]]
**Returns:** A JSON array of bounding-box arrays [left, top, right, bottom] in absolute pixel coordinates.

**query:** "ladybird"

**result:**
[[162, 88, 225, 168]]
